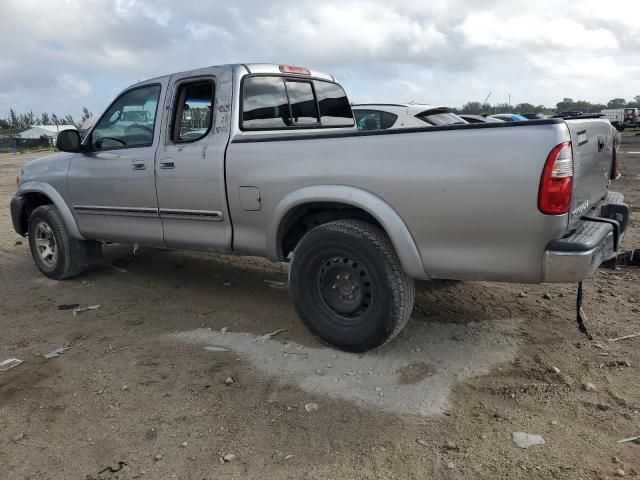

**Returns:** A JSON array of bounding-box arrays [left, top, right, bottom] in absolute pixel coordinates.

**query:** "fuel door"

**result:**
[[238, 186, 261, 211]]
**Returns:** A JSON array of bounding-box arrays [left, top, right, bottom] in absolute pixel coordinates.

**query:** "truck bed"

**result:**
[[227, 118, 606, 282]]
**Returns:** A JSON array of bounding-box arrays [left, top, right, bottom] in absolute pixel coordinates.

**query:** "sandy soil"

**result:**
[[0, 136, 639, 479]]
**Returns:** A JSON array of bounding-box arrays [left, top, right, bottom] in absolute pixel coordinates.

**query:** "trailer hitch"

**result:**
[[576, 282, 593, 340]]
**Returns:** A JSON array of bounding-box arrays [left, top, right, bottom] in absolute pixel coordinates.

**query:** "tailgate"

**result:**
[[565, 118, 612, 226]]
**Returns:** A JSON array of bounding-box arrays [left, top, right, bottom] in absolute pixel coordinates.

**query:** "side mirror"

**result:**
[[56, 129, 81, 152]]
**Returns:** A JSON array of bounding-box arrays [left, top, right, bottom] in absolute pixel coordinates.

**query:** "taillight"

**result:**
[[538, 141, 573, 215]]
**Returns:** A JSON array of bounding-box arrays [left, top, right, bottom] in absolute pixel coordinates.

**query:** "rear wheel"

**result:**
[[28, 205, 100, 279], [289, 219, 415, 352]]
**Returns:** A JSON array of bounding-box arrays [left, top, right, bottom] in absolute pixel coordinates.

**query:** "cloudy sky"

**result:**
[[1, 0, 640, 118]]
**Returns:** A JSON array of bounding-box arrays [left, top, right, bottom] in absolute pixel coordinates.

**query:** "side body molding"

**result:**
[[18, 181, 85, 240], [267, 185, 429, 280]]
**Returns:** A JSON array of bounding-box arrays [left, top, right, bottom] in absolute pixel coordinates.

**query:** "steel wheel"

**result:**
[[318, 256, 372, 319], [289, 219, 415, 352]]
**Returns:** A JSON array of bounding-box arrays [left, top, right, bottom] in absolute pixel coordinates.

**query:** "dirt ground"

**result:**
[[0, 136, 638, 480]]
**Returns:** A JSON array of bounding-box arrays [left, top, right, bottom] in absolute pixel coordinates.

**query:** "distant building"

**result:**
[[16, 124, 77, 143]]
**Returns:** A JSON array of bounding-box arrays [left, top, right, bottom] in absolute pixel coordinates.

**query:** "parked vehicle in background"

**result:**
[[624, 108, 639, 126], [11, 63, 629, 352], [553, 111, 584, 118], [489, 113, 528, 122], [459, 114, 504, 124], [601, 108, 639, 131], [352, 104, 466, 131], [520, 113, 548, 120], [602, 109, 625, 130]]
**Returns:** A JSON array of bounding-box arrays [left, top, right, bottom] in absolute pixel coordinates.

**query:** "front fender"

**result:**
[[267, 185, 428, 280], [17, 181, 85, 240]]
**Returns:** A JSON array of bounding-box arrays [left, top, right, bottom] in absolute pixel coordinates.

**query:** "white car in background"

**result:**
[[459, 114, 505, 124], [352, 103, 467, 131]]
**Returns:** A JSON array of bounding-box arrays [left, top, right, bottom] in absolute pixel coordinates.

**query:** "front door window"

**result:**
[[91, 85, 161, 150]]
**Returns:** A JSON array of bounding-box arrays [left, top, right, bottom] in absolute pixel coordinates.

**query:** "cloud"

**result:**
[[57, 74, 92, 97], [185, 22, 233, 40], [459, 12, 619, 50], [0, 0, 639, 117]]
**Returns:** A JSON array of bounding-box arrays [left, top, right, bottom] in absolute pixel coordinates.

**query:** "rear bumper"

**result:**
[[10, 194, 27, 236], [543, 191, 629, 283]]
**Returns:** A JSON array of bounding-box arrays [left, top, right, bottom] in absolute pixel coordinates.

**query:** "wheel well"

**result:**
[[20, 192, 53, 233], [279, 203, 382, 259]]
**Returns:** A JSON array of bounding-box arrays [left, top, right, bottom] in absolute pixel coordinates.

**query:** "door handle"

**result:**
[[131, 160, 146, 170], [160, 160, 175, 169]]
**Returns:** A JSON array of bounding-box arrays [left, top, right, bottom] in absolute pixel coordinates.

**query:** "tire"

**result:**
[[28, 205, 97, 280], [289, 219, 415, 352]]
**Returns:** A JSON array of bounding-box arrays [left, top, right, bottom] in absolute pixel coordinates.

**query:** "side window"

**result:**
[[284, 80, 319, 125], [314, 81, 354, 126], [92, 85, 161, 150], [379, 111, 398, 129], [355, 110, 398, 131], [172, 80, 214, 143], [242, 77, 291, 129]]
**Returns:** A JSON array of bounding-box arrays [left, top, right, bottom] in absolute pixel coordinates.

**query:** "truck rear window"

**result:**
[[313, 81, 354, 127], [242, 77, 291, 129], [285, 80, 319, 125], [241, 76, 354, 130]]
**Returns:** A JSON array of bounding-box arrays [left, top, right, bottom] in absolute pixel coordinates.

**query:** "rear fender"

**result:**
[[268, 185, 428, 280]]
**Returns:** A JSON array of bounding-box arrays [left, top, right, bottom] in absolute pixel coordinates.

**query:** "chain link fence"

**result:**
[[0, 136, 53, 154]]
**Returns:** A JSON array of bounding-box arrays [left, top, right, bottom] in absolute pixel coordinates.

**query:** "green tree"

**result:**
[[627, 95, 640, 108], [9, 108, 19, 128], [458, 101, 482, 114], [556, 98, 576, 112], [494, 102, 512, 113], [607, 98, 626, 109], [81, 107, 93, 123], [554, 98, 606, 113], [458, 101, 493, 114], [17, 111, 35, 128], [41, 112, 51, 125], [515, 102, 537, 113]]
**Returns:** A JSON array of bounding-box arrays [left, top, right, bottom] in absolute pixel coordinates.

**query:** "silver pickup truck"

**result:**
[[10, 64, 629, 352]]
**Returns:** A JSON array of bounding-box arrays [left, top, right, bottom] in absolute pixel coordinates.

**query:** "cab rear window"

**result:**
[[241, 76, 354, 130], [313, 81, 353, 127], [242, 77, 291, 129]]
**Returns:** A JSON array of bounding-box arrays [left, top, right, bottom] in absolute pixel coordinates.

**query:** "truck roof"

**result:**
[[241, 64, 334, 81], [139, 63, 335, 85]]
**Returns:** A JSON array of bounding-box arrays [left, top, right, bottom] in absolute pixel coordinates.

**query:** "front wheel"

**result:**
[[28, 205, 99, 279], [289, 219, 415, 352]]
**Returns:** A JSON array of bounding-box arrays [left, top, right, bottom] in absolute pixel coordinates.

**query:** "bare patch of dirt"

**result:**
[[395, 361, 434, 385]]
